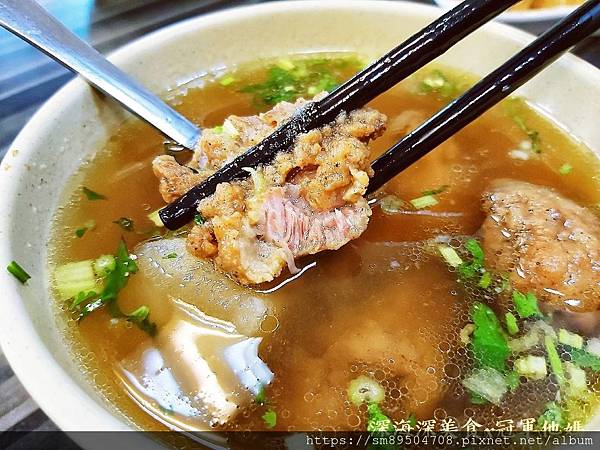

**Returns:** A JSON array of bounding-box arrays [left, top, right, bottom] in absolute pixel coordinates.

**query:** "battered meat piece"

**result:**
[[480, 179, 600, 312], [153, 94, 387, 284]]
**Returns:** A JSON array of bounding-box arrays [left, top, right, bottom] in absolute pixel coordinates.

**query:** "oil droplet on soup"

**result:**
[[49, 53, 600, 433]]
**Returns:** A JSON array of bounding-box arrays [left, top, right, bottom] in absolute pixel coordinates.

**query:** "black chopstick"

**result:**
[[159, 0, 521, 230], [368, 0, 600, 194]]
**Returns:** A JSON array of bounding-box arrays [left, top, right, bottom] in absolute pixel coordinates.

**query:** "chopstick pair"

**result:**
[[160, 0, 600, 230]]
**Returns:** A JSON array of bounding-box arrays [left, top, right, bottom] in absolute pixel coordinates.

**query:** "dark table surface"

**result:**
[[1, 0, 600, 439]]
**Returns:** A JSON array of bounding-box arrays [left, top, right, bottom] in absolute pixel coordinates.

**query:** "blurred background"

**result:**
[[0, 0, 599, 440]]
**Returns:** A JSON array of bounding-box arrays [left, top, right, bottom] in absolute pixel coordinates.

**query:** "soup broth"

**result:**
[[49, 53, 600, 433]]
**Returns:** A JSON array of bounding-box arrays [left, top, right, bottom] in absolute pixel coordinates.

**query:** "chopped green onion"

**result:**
[[126, 305, 156, 337], [75, 227, 87, 238], [422, 185, 449, 196], [366, 403, 394, 433], [163, 252, 177, 259], [438, 245, 464, 268], [113, 217, 134, 232], [545, 335, 564, 384], [514, 355, 547, 380], [347, 376, 385, 406], [512, 290, 542, 319], [462, 367, 508, 405], [194, 214, 205, 225], [7, 261, 31, 284], [212, 125, 224, 134], [219, 75, 236, 86], [93, 254, 116, 276], [407, 412, 417, 428], [505, 312, 519, 336], [409, 194, 438, 209], [420, 70, 457, 98], [82, 187, 106, 201], [537, 402, 565, 430], [262, 409, 277, 429], [147, 209, 163, 227], [255, 384, 267, 406], [559, 163, 573, 175], [558, 329, 583, 349], [478, 271, 492, 289], [54, 260, 99, 300]]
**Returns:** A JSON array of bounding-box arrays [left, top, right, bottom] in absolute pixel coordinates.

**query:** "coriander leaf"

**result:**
[[470, 302, 510, 372], [366, 403, 394, 433], [7, 261, 31, 284], [422, 185, 449, 196], [194, 214, 205, 225], [568, 348, 600, 371], [465, 239, 484, 266], [113, 217, 134, 232], [75, 227, 87, 238], [512, 290, 542, 318], [262, 409, 277, 429], [82, 187, 106, 201], [537, 402, 565, 430]]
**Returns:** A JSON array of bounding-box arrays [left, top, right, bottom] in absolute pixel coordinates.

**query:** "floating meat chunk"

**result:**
[[480, 179, 600, 312], [152, 95, 387, 284], [153, 155, 203, 203]]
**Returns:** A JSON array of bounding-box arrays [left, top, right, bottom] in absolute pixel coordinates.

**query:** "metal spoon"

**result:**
[[0, 0, 201, 150]]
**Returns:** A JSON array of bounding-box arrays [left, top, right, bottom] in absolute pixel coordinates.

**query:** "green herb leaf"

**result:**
[[70, 290, 98, 309], [113, 217, 134, 232], [422, 185, 449, 196], [262, 409, 277, 429], [545, 335, 564, 384], [82, 187, 106, 201], [512, 290, 542, 319], [194, 214, 205, 225], [568, 348, 600, 371], [537, 402, 565, 430], [470, 302, 510, 372], [240, 56, 361, 106], [366, 403, 394, 433], [559, 163, 573, 175], [478, 271, 492, 289], [7, 261, 31, 284], [75, 228, 87, 238], [163, 252, 177, 259]]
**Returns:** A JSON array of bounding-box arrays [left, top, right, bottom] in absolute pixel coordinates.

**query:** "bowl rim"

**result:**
[[0, 0, 599, 434], [434, 0, 577, 22]]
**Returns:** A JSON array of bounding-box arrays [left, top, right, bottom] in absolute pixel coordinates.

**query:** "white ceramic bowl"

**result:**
[[2, 0, 600, 436], [434, 0, 579, 34]]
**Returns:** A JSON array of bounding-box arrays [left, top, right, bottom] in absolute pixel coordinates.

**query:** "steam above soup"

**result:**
[[49, 53, 600, 434]]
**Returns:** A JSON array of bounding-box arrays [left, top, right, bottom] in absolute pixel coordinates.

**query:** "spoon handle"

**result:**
[[0, 0, 201, 149]]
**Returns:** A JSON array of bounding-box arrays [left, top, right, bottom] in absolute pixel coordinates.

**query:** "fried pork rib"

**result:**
[[480, 179, 600, 312], [153, 95, 387, 284]]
